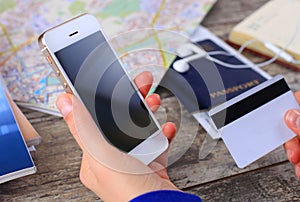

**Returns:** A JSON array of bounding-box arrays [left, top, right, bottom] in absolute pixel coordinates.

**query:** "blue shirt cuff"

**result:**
[[130, 190, 202, 202]]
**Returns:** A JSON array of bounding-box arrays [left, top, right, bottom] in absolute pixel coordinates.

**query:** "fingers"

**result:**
[[150, 122, 177, 174], [134, 71, 177, 143], [295, 91, 300, 104], [145, 94, 160, 112], [56, 93, 83, 148], [294, 162, 300, 179], [56, 93, 109, 151], [152, 122, 176, 169], [284, 137, 300, 164], [148, 161, 169, 180], [56, 92, 160, 175], [134, 71, 161, 112], [284, 108, 300, 179], [284, 109, 300, 136], [56, 93, 73, 118], [162, 122, 177, 143], [134, 71, 153, 97]]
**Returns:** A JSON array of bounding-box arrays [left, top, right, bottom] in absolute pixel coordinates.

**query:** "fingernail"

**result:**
[[162, 122, 177, 134], [285, 109, 300, 130], [286, 150, 293, 162], [152, 93, 160, 98], [150, 105, 160, 112], [57, 95, 72, 117]]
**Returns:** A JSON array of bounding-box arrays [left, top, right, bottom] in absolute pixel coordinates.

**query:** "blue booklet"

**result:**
[[0, 79, 36, 184], [157, 26, 271, 139]]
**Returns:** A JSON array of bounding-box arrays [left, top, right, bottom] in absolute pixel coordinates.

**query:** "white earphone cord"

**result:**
[[207, 14, 300, 68]]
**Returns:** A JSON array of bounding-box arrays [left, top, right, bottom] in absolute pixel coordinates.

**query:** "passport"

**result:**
[[159, 39, 269, 111], [157, 26, 271, 139]]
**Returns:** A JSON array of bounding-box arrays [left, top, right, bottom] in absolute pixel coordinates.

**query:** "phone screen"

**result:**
[[54, 31, 159, 152]]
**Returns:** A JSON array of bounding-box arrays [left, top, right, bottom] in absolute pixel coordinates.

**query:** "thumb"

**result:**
[[56, 93, 178, 201], [56, 93, 83, 147], [284, 109, 300, 136], [56, 93, 125, 166], [56, 93, 106, 150], [56, 93, 154, 174]]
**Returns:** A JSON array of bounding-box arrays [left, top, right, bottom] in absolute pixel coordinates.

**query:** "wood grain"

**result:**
[[186, 163, 300, 201], [0, 112, 99, 201], [1, 0, 300, 201]]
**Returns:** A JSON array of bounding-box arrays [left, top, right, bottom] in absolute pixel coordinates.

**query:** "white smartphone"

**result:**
[[38, 14, 168, 165]]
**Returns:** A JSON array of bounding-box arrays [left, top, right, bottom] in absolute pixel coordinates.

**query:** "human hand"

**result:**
[[56, 71, 179, 201], [284, 91, 300, 179]]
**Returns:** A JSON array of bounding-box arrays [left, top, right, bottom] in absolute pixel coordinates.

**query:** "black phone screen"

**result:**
[[54, 31, 159, 152]]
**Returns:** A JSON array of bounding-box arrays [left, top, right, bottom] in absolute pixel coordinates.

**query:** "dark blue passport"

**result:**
[[158, 39, 268, 113]]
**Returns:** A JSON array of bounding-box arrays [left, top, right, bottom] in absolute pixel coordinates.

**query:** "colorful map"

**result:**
[[0, 0, 217, 115]]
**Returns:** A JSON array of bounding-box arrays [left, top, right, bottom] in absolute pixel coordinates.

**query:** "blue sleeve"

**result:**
[[130, 190, 202, 202]]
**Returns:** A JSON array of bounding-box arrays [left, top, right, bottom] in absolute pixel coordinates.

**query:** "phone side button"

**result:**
[[63, 82, 71, 93], [56, 70, 61, 77], [47, 55, 53, 64], [63, 82, 68, 89]]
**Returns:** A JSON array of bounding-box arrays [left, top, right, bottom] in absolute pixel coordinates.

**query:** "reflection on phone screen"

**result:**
[[55, 31, 158, 152]]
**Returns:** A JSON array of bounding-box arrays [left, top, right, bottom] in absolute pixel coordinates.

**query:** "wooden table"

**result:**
[[2, 0, 300, 201]]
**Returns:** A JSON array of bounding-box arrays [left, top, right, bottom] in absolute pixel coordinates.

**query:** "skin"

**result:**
[[284, 90, 300, 179], [56, 71, 179, 202], [56, 70, 300, 201]]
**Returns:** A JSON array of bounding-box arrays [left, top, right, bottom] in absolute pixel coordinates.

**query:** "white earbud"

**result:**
[[173, 43, 207, 73], [173, 60, 190, 73]]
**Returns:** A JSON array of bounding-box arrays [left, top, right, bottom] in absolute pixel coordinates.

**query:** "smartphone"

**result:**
[[38, 14, 168, 165]]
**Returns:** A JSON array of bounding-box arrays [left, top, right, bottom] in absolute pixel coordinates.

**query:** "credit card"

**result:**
[[209, 75, 297, 168]]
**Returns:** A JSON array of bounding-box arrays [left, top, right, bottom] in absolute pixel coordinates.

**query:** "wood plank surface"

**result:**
[[186, 163, 300, 201], [1, 0, 300, 201], [0, 112, 99, 201]]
